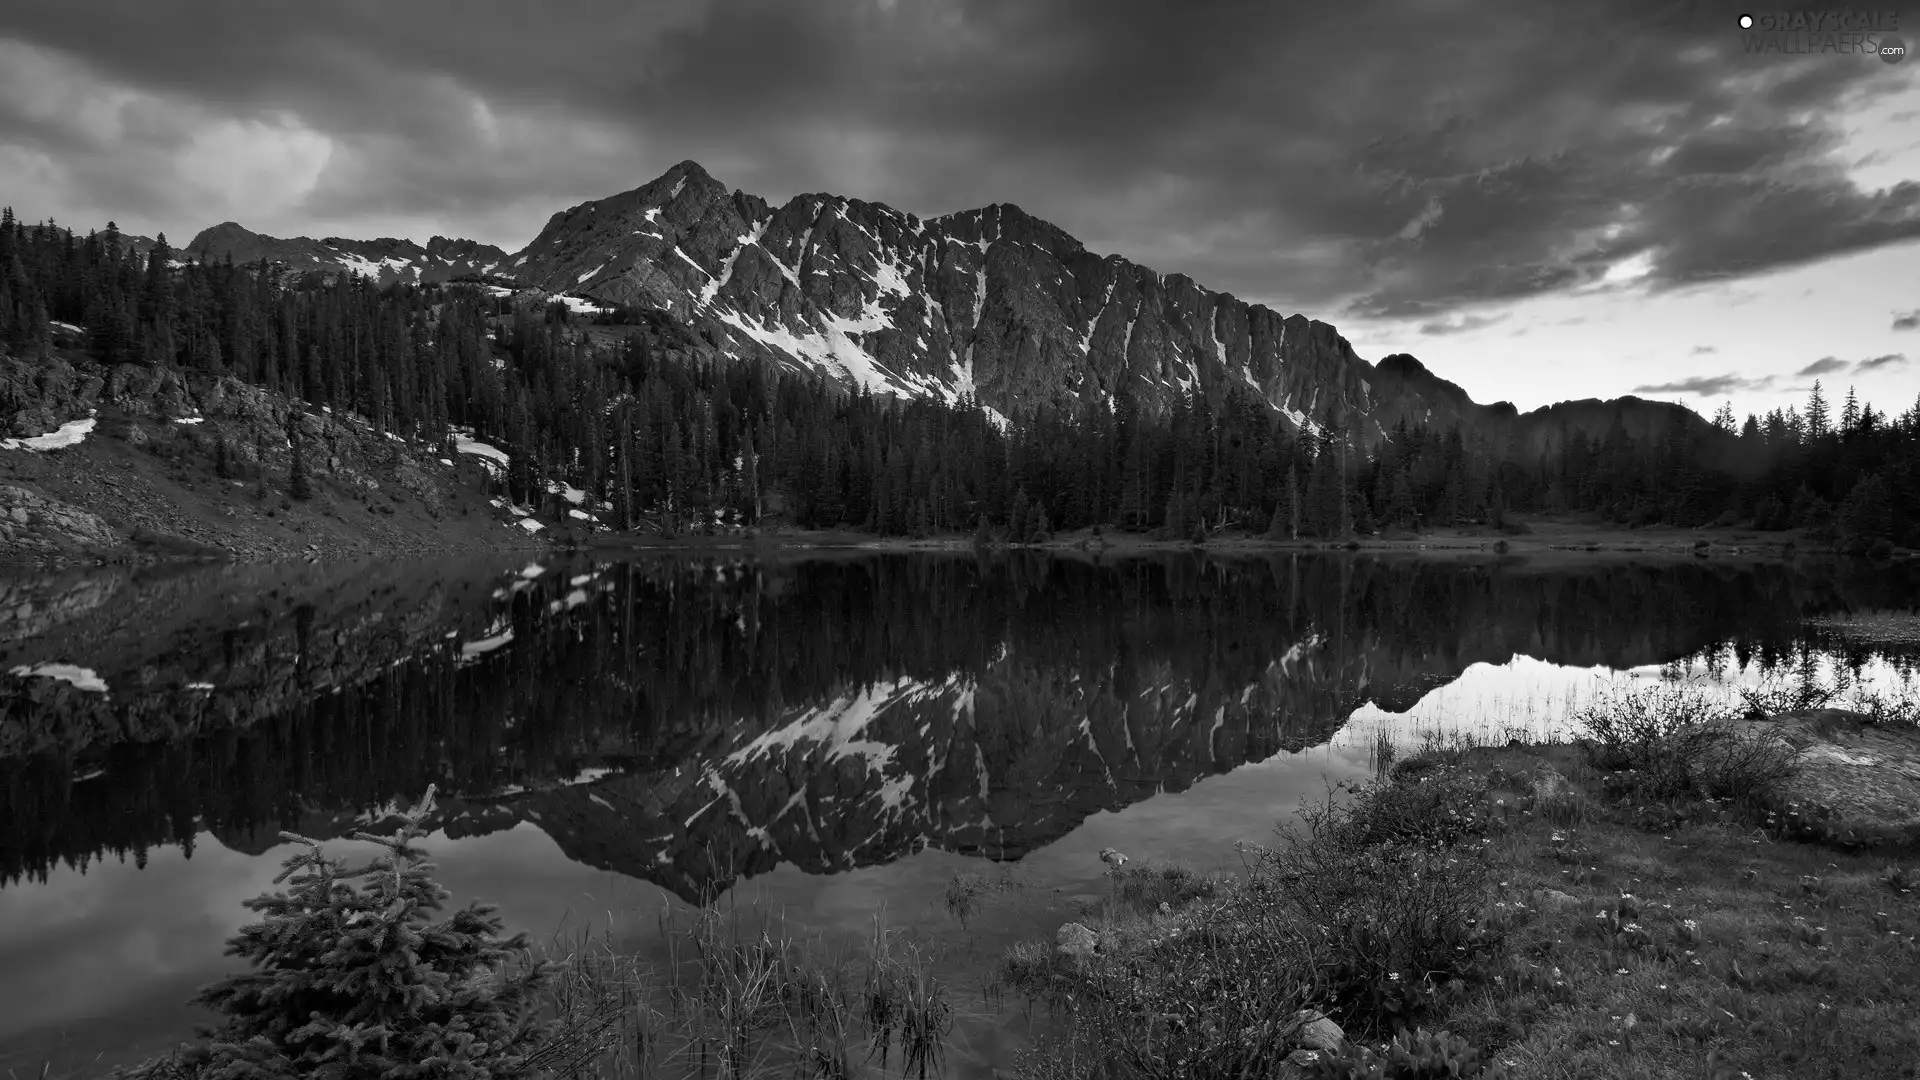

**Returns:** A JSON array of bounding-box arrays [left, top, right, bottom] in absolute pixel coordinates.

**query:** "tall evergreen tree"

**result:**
[[1806, 381, 1831, 440], [289, 427, 313, 501]]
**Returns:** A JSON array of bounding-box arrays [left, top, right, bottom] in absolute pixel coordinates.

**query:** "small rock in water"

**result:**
[[1098, 847, 1129, 868], [1055, 922, 1097, 959]]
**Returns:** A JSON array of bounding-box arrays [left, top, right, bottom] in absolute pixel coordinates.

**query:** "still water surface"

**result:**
[[0, 551, 1915, 1075]]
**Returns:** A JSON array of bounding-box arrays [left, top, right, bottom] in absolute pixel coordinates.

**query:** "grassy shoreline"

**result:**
[[81, 688, 1920, 1079], [978, 699, 1920, 1079]]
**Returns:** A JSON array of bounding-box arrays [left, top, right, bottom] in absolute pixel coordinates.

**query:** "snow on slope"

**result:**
[[502, 167, 1357, 435], [2, 418, 96, 452]]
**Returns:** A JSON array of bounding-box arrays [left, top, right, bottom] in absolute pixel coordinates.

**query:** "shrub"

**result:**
[[1324, 765, 1493, 851], [1850, 686, 1920, 728], [1304, 1027, 1512, 1079], [1252, 782, 1501, 1035], [1686, 723, 1799, 801], [1004, 897, 1323, 1078], [944, 867, 1024, 928], [112, 787, 556, 1079], [1735, 672, 1837, 719], [1107, 862, 1226, 913], [1576, 683, 1796, 802]]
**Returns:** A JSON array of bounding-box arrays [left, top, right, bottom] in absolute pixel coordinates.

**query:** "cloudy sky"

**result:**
[[1, 0, 1915, 419]]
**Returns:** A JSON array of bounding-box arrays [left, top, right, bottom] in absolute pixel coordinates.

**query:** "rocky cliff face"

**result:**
[[501, 160, 1709, 449], [505, 161, 1375, 433], [184, 223, 511, 287]]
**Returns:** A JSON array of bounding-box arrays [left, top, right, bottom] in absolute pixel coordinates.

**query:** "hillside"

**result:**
[[0, 341, 560, 563]]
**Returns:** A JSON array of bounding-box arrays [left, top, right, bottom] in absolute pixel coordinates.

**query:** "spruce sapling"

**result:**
[[115, 786, 556, 1079]]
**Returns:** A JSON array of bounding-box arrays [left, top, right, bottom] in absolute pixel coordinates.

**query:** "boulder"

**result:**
[[1531, 764, 1572, 801], [1055, 921, 1097, 959], [1533, 888, 1582, 911], [0, 484, 123, 559], [1292, 1008, 1345, 1052], [1752, 710, 1920, 847]]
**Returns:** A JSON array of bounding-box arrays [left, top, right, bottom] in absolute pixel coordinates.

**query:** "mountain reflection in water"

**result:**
[[0, 550, 1915, 1073]]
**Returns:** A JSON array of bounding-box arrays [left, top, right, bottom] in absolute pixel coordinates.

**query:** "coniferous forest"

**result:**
[[3, 209, 1918, 551]]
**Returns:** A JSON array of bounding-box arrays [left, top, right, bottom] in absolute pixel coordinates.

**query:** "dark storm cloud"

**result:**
[[0, 0, 1914, 318], [1894, 310, 1920, 330], [1632, 373, 1779, 397]]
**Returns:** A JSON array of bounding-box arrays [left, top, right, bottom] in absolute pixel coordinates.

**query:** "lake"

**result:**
[[1, 550, 1916, 1076]]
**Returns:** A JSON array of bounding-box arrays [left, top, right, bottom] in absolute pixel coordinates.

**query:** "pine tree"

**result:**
[[1806, 381, 1830, 440], [1836, 473, 1892, 552], [1286, 467, 1301, 540], [114, 788, 556, 1079], [1029, 501, 1051, 543], [289, 427, 313, 500]]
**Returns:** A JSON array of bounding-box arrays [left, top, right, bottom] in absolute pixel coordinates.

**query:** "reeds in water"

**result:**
[[533, 906, 954, 1080]]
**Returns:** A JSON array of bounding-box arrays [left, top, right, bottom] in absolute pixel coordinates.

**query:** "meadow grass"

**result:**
[[530, 907, 959, 1080], [991, 692, 1920, 1079]]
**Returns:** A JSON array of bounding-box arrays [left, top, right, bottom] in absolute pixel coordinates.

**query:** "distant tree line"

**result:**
[[2, 207, 1916, 549]]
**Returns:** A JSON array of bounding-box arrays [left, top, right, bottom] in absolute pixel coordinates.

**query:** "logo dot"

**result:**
[[1738, 14, 1754, 28], [1881, 33, 1908, 64]]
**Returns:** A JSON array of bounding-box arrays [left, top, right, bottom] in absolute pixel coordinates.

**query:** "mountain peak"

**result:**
[[1375, 353, 1432, 379], [492, 166, 1709, 451]]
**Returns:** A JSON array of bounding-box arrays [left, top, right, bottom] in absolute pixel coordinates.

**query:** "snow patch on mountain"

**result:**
[[2, 417, 96, 452], [11, 662, 109, 694], [717, 310, 911, 398], [698, 218, 769, 307]]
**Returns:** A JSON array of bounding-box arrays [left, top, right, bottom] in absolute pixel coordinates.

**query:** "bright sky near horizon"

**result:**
[[1, 0, 1914, 422]]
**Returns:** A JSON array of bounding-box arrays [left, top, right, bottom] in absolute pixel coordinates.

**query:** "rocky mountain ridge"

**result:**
[[112, 161, 1708, 449], [182, 224, 512, 287]]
